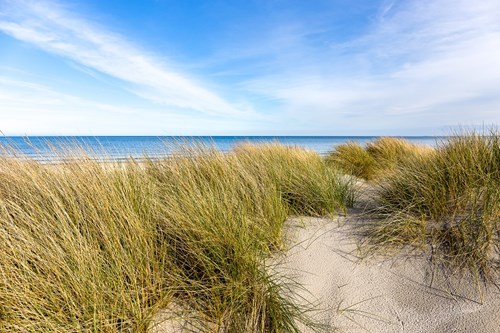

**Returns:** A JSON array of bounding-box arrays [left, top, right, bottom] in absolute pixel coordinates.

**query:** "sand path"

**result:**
[[281, 215, 500, 333]]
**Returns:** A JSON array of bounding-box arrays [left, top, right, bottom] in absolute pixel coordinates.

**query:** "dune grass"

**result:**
[[0, 143, 355, 332], [325, 141, 376, 180], [365, 130, 499, 282], [366, 137, 433, 173], [326, 137, 433, 180]]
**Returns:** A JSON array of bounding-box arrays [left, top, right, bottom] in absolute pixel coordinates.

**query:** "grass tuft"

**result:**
[[367, 129, 499, 281], [0, 142, 353, 332], [326, 141, 377, 180], [366, 137, 433, 175], [327, 137, 433, 181]]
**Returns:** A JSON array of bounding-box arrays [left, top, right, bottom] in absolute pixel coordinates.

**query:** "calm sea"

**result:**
[[0, 136, 441, 161]]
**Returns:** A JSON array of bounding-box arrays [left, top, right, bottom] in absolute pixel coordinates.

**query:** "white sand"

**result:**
[[281, 215, 500, 333], [151, 212, 499, 333]]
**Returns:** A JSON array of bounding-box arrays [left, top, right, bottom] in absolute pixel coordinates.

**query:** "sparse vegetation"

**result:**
[[0, 143, 354, 332]]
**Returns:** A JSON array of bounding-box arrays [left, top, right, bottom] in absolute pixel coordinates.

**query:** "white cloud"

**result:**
[[237, 0, 500, 133], [0, 76, 274, 135], [0, 0, 499, 135], [0, 0, 247, 117], [0, 76, 140, 112]]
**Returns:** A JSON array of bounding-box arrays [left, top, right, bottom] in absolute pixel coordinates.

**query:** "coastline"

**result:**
[[0, 135, 441, 162], [0, 134, 497, 332]]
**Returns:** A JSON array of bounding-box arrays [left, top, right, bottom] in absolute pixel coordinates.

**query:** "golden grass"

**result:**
[[366, 137, 434, 173], [0, 143, 355, 332], [325, 141, 376, 180], [327, 137, 433, 180], [366, 130, 499, 282]]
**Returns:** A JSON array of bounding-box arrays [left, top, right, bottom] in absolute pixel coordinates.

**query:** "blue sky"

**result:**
[[0, 0, 499, 135]]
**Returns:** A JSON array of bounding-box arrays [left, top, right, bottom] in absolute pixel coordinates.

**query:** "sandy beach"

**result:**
[[152, 211, 500, 333], [2, 0, 499, 330], [280, 215, 500, 333], [2, 135, 497, 332]]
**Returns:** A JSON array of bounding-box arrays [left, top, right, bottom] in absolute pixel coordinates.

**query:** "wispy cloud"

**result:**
[[0, 75, 271, 135], [0, 0, 247, 117], [0, 76, 136, 114], [0, 0, 498, 135], [235, 0, 500, 133]]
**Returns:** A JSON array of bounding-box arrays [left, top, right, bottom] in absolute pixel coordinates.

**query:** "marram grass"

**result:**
[[326, 137, 433, 180], [0, 143, 355, 332], [366, 130, 499, 282], [325, 141, 376, 180]]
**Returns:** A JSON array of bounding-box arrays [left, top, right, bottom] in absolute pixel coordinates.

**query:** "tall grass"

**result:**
[[366, 137, 433, 173], [325, 141, 376, 180], [367, 130, 499, 281], [327, 137, 433, 180], [233, 143, 356, 216], [0, 143, 354, 332]]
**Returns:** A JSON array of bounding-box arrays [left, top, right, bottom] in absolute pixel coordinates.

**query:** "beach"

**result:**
[[0, 134, 498, 332], [281, 215, 500, 333], [152, 202, 500, 332], [3, 0, 499, 331]]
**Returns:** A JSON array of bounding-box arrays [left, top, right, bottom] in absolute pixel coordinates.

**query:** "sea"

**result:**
[[0, 136, 441, 162]]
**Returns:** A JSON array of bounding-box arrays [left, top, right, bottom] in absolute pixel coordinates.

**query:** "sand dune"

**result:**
[[281, 215, 500, 333], [152, 214, 499, 332]]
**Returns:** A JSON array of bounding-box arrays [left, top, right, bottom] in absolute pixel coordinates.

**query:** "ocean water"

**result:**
[[0, 136, 441, 161]]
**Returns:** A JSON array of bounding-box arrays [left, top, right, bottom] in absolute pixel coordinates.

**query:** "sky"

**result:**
[[0, 0, 499, 136]]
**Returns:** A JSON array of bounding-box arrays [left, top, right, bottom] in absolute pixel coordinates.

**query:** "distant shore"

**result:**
[[0, 135, 441, 162]]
